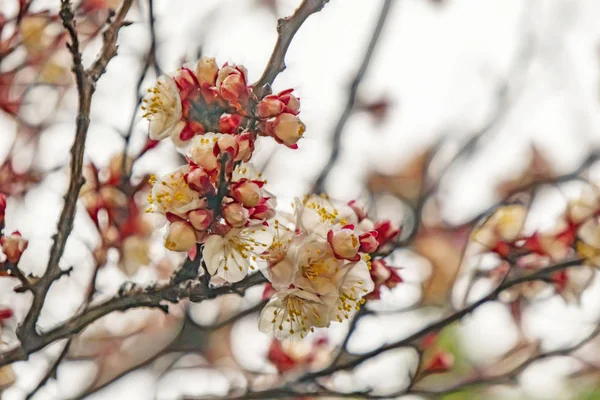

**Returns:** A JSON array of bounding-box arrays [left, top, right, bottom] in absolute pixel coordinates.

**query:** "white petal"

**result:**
[[202, 235, 225, 275], [267, 258, 295, 290]]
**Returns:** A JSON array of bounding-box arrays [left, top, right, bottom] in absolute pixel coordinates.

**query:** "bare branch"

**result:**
[[312, 0, 395, 193], [252, 0, 331, 97], [17, 0, 135, 351]]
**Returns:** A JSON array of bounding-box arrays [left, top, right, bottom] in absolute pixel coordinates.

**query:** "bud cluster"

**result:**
[[143, 56, 305, 151], [144, 58, 402, 340]]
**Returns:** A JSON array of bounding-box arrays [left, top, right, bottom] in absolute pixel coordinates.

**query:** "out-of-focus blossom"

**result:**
[[1, 231, 28, 264]]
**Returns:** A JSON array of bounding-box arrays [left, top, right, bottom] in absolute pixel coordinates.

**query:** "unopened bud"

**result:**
[[0, 308, 13, 321], [348, 200, 367, 221], [188, 209, 213, 231], [235, 132, 255, 162], [232, 181, 262, 207], [185, 168, 214, 196], [250, 198, 276, 221], [195, 56, 218, 85], [216, 134, 238, 157], [164, 221, 196, 252], [327, 228, 360, 261], [216, 65, 248, 104], [267, 113, 305, 149], [1, 232, 28, 264], [257, 96, 285, 118], [223, 203, 249, 227], [374, 220, 400, 246], [359, 231, 379, 253], [219, 113, 243, 134]]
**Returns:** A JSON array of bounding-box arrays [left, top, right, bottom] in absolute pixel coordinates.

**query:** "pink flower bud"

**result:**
[[266, 113, 306, 149], [177, 121, 204, 144], [235, 132, 255, 162], [223, 203, 249, 227], [257, 89, 300, 118], [164, 221, 196, 252], [188, 209, 213, 231], [189, 142, 218, 171], [250, 198, 276, 221], [1, 231, 28, 264], [374, 220, 400, 246], [327, 228, 360, 261], [185, 167, 215, 196], [348, 200, 367, 221], [174, 68, 199, 100], [219, 113, 242, 134], [277, 89, 300, 115], [359, 231, 379, 253], [257, 96, 285, 118], [195, 56, 218, 85], [216, 134, 238, 158], [232, 181, 262, 207], [216, 65, 248, 104]]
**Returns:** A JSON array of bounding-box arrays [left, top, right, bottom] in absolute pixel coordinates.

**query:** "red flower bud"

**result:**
[[188, 209, 213, 231], [231, 180, 262, 207], [219, 113, 243, 134], [216, 65, 248, 105], [348, 200, 367, 221], [184, 167, 215, 196], [374, 220, 400, 246], [235, 131, 255, 162], [359, 231, 379, 253], [265, 113, 306, 149]]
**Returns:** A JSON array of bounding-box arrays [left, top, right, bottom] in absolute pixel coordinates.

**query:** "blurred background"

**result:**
[[2, 0, 600, 399]]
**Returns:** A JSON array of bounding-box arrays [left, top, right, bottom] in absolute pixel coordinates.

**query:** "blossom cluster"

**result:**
[[470, 187, 600, 303], [143, 56, 305, 149], [258, 195, 398, 339], [144, 58, 402, 340], [80, 151, 157, 276]]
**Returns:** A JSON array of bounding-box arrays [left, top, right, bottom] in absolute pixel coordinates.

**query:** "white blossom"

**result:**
[[202, 226, 274, 282], [147, 166, 205, 218], [258, 288, 335, 340], [142, 75, 183, 141]]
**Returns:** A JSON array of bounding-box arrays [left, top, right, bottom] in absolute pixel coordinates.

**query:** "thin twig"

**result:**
[[252, 0, 331, 97], [312, 0, 395, 193], [299, 258, 584, 381], [0, 266, 266, 367], [17, 0, 135, 350]]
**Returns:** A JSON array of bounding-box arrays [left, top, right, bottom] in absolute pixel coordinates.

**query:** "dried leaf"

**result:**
[[415, 227, 470, 306], [367, 148, 433, 204]]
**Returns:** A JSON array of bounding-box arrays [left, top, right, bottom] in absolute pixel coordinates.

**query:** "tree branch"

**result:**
[[17, 0, 135, 352], [252, 0, 331, 97], [312, 0, 395, 193], [299, 258, 584, 381], [0, 262, 267, 367]]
